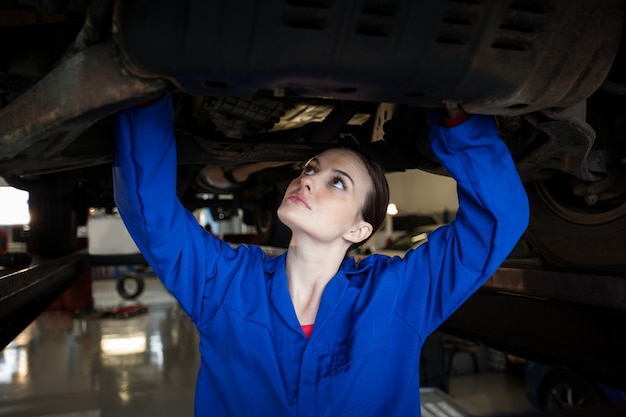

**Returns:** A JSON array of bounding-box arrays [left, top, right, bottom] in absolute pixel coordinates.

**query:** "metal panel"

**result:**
[[116, 0, 621, 115]]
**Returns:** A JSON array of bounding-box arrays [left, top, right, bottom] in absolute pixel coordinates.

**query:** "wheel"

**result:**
[[116, 274, 145, 300], [524, 180, 626, 275], [540, 370, 605, 410]]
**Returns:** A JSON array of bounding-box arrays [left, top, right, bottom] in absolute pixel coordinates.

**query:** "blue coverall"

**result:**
[[113, 94, 529, 417]]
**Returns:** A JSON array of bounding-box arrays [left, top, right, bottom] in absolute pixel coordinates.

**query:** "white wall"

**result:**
[[0, 186, 29, 225], [386, 169, 458, 218]]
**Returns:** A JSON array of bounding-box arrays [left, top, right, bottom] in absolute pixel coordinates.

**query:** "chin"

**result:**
[[276, 205, 293, 228]]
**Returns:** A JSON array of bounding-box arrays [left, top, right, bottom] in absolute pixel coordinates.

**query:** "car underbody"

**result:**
[[1, 0, 626, 391], [0, 0, 625, 262]]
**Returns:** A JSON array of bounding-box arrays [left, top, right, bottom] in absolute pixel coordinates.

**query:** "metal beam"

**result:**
[[0, 252, 88, 350], [0, 42, 166, 167]]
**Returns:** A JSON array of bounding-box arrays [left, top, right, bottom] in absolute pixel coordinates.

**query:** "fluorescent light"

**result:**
[[386, 203, 398, 216], [101, 334, 147, 355]]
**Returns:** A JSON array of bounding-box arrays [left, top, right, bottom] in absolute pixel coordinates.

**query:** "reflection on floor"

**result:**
[[0, 277, 537, 417]]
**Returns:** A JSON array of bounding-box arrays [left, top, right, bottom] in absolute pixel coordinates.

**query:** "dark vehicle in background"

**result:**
[[367, 223, 442, 256], [2, 0, 626, 392], [370, 224, 538, 268], [525, 361, 626, 410], [361, 213, 442, 254]]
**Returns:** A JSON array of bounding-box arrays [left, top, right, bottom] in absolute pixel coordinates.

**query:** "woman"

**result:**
[[113, 93, 528, 417]]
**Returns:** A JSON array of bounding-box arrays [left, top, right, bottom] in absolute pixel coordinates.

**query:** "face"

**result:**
[[277, 148, 374, 246]]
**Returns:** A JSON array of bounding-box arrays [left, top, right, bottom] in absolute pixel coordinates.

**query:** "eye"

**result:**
[[301, 163, 317, 176], [330, 176, 346, 190]]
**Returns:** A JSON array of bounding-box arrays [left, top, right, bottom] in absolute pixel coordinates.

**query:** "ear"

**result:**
[[344, 220, 373, 244]]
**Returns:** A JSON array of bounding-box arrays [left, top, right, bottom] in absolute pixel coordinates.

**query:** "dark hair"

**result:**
[[341, 147, 390, 249]]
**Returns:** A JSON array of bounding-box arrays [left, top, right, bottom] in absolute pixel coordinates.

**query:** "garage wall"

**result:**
[[386, 169, 458, 218]]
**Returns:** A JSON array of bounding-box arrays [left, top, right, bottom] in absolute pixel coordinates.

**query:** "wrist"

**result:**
[[443, 112, 471, 127]]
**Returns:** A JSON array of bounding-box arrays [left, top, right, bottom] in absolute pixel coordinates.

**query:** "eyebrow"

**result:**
[[334, 168, 355, 187], [308, 156, 356, 187]]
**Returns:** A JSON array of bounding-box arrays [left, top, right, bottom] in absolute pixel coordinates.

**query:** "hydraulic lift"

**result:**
[[0, 252, 86, 350], [0, 251, 145, 350], [441, 266, 626, 392], [1, 252, 626, 415]]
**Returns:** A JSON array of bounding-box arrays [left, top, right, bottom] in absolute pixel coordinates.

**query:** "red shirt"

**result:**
[[301, 324, 313, 339]]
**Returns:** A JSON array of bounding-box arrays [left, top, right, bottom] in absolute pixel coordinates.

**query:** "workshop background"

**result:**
[[0, 170, 615, 417]]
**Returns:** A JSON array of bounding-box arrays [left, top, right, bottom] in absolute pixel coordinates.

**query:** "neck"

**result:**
[[285, 238, 348, 325]]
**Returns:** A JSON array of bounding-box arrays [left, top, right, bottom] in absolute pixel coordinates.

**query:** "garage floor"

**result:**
[[0, 277, 537, 417]]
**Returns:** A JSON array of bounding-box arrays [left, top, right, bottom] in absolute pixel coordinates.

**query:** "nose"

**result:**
[[299, 173, 314, 192]]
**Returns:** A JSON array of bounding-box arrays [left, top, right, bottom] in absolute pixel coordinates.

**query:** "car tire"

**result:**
[[524, 180, 626, 275], [540, 370, 605, 410], [116, 274, 145, 300]]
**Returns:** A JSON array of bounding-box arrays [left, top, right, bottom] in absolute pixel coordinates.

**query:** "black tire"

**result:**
[[116, 274, 145, 300], [540, 370, 605, 410], [525, 180, 626, 275]]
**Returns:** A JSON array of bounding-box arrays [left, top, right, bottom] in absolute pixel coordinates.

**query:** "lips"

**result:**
[[288, 193, 310, 209]]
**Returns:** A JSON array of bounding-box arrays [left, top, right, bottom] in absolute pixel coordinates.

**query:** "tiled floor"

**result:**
[[0, 277, 537, 417]]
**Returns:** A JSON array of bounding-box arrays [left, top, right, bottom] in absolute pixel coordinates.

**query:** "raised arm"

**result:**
[[394, 111, 530, 335], [112, 94, 240, 322], [113, 95, 185, 262]]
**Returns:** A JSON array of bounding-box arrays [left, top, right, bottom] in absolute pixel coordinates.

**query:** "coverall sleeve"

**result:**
[[112, 94, 241, 324], [393, 112, 530, 337]]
